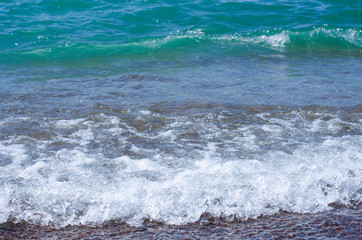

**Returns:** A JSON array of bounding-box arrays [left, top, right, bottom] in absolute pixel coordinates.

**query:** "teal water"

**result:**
[[1, 0, 361, 64], [0, 0, 361, 230]]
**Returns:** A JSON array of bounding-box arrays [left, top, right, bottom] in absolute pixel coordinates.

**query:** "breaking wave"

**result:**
[[0, 105, 361, 227], [1, 26, 360, 64]]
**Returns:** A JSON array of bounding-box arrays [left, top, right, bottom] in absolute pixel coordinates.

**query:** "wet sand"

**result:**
[[1, 207, 361, 239]]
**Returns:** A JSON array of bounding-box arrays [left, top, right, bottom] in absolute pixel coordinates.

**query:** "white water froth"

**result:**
[[0, 111, 361, 227]]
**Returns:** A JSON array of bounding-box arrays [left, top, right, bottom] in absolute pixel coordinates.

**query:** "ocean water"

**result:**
[[0, 0, 361, 231]]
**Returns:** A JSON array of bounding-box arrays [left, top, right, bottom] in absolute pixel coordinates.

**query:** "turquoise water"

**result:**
[[0, 0, 361, 229], [1, 1, 361, 65]]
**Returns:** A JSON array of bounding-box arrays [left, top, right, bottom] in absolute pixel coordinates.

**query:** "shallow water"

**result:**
[[0, 0, 361, 230]]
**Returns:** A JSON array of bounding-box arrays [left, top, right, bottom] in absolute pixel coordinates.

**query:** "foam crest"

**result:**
[[309, 27, 362, 48], [253, 32, 290, 48], [0, 106, 361, 227]]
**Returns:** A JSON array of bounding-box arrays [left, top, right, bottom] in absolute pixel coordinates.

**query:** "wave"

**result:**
[[1, 26, 360, 65], [219, 26, 361, 50], [0, 105, 361, 227]]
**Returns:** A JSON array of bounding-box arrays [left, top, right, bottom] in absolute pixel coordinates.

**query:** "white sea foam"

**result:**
[[255, 32, 290, 48], [0, 109, 361, 227]]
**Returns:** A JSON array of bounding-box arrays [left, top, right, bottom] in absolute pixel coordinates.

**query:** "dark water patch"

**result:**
[[2, 52, 360, 107]]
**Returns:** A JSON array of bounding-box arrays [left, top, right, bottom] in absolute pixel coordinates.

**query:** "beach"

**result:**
[[2, 207, 361, 239]]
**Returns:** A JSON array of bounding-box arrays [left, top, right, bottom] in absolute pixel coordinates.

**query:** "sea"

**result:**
[[0, 0, 361, 238]]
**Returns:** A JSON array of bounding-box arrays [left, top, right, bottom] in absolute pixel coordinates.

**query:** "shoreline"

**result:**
[[1, 208, 360, 239]]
